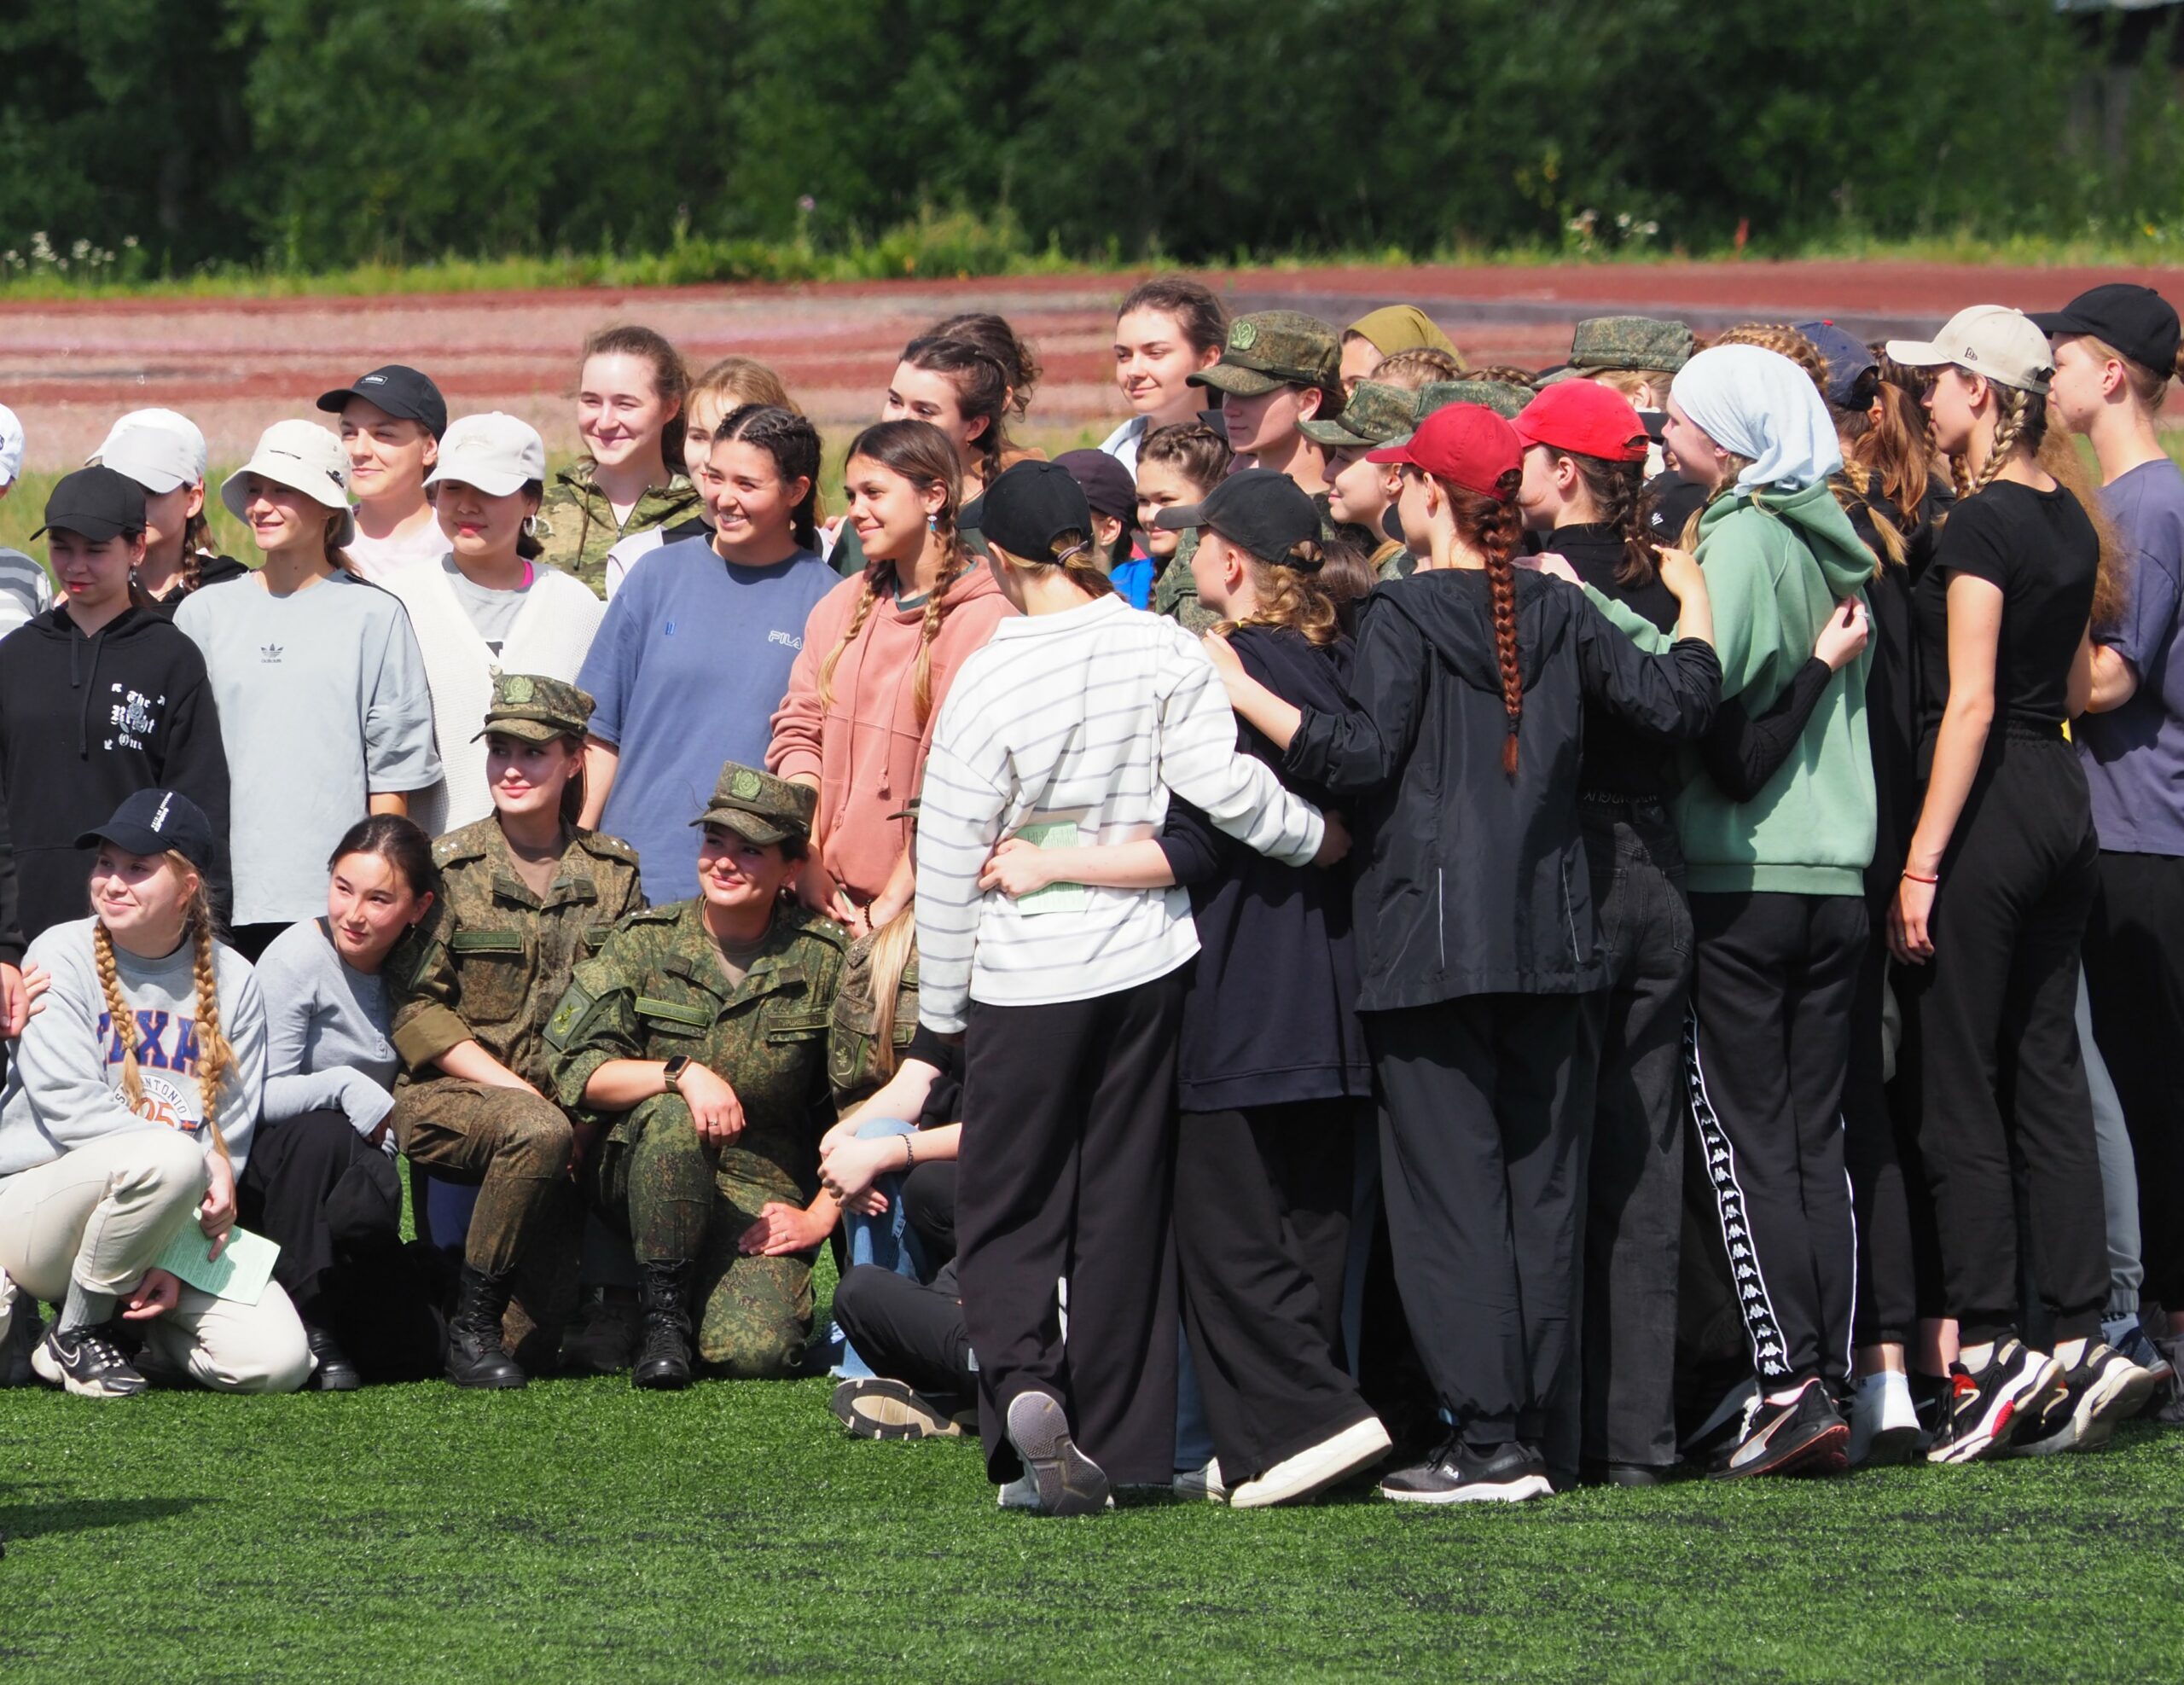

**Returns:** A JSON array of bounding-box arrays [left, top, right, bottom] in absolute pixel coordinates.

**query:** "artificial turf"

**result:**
[[4, 1287, 2183, 1685]]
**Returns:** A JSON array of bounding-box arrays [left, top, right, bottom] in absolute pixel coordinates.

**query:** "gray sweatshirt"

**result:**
[[254, 918, 398, 1147], [0, 916, 267, 1177]]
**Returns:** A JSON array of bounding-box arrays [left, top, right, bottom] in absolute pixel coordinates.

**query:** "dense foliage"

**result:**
[[3, 0, 2181, 277]]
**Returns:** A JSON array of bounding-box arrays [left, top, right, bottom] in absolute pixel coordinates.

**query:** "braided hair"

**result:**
[[711, 403, 822, 551], [1437, 468, 1529, 776], [93, 860, 235, 1157], [822, 420, 969, 726]]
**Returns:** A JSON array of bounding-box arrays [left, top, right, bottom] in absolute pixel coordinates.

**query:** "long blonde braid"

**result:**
[[92, 922, 146, 1118], [911, 537, 970, 727], [91, 863, 235, 1159], [1952, 382, 2037, 503], [816, 577, 880, 710]]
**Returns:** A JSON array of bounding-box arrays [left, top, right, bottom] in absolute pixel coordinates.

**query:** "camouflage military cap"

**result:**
[[1297, 381, 1419, 449], [472, 671, 595, 742], [1189, 311, 1345, 406], [1568, 316, 1697, 375], [694, 761, 817, 846], [1380, 380, 1531, 445]]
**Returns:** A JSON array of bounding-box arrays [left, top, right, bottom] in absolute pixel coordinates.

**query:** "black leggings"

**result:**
[[1917, 732, 2105, 1346]]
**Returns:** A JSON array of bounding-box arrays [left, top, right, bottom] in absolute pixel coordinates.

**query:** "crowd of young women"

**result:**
[[0, 277, 2179, 1521]]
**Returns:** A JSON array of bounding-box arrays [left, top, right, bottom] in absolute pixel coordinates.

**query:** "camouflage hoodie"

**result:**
[[537, 461, 702, 599]]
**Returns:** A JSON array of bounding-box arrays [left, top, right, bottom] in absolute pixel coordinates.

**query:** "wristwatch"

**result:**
[[662, 1054, 693, 1092]]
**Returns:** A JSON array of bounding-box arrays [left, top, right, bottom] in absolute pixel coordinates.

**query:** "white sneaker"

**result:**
[[1231, 1417, 1392, 1510], [1848, 1372, 1920, 1467], [1172, 1458, 1228, 1502]]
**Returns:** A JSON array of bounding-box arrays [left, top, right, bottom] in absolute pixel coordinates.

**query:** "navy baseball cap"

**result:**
[[317, 365, 449, 439], [1795, 321, 1880, 411], [77, 788, 217, 873], [1052, 448, 1138, 521], [32, 466, 146, 543]]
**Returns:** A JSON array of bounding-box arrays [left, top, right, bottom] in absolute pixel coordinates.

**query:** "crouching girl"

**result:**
[[547, 763, 847, 1388], [0, 790, 308, 1397]]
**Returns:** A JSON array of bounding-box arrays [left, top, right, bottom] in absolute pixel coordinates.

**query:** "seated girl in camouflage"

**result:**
[[545, 761, 847, 1389], [386, 673, 644, 1387]]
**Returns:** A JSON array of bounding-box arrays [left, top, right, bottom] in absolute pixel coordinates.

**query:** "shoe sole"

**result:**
[[1378, 1473, 1552, 1504], [445, 1368, 527, 1390], [830, 1380, 960, 1441], [1004, 1391, 1110, 1517], [1926, 1356, 2062, 1465], [310, 1369, 363, 1392], [2024, 1363, 2160, 1455], [32, 1337, 148, 1398], [1714, 1418, 1849, 1479], [1232, 1420, 1392, 1510]]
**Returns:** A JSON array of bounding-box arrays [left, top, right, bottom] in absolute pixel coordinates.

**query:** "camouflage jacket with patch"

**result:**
[[387, 817, 646, 1088], [537, 462, 703, 599], [827, 927, 920, 1113], [545, 898, 847, 1202]]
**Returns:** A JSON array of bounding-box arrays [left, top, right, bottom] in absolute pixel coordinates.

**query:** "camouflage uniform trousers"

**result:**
[[592, 1092, 815, 1379], [393, 1075, 584, 1370]]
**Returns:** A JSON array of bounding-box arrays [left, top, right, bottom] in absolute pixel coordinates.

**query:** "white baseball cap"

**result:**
[[425, 412, 548, 498], [90, 408, 208, 484], [1886, 305, 2055, 396], [96, 424, 201, 495], [0, 404, 22, 489], [221, 419, 356, 548]]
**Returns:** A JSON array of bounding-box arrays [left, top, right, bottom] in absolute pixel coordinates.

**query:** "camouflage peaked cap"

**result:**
[[1568, 316, 1697, 375], [1297, 381, 1420, 449], [1189, 311, 1345, 408], [694, 761, 817, 846], [473, 672, 595, 742], [1382, 380, 1531, 442]]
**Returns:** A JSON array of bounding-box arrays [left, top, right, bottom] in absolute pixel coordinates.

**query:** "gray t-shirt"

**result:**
[[0, 548, 52, 637], [2080, 458, 2184, 855], [174, 571, 440, 927], [254, 917, 399, 1142], [441, 556, 531, 657]]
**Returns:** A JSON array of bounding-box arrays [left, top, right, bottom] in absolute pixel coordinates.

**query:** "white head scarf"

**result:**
[[1669, 344, 1843, 494]]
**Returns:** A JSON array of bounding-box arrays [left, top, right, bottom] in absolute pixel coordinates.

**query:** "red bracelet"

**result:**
[[1902, 871, 1938, 886]]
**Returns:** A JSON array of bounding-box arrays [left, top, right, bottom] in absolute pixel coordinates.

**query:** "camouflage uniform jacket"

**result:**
[[388, 817, 646, 1088], [546, 898, 847, 1205], [537, 461, 702, 599]]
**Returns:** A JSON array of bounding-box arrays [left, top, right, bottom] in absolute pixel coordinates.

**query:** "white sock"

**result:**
[[1960, 1340, 1996, 1374], [2053, 1336, 2088, 1368]]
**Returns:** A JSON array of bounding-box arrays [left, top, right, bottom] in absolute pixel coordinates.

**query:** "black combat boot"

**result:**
[[444, 1264, 527, 1389], [632, 1260, 695, 1392]]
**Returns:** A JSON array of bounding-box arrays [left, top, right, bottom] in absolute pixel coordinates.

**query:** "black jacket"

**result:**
[[0, 606, 231, 942], [1548, 523, 1682, 801], [142, 552, 250, 620], [1157, 625, 1373, 1113], [1286, 567, 1719, 1011]]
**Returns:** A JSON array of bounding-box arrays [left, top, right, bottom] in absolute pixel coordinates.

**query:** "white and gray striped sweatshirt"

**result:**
[[914, 596, 1324, 1033]]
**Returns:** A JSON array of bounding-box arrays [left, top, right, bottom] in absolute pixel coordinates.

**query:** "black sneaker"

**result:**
[[1, 1296, 44, 1388], [2017, 1343, 2158, 1455], [31, 1323, 149, 1398], [1003, 1390, 1110, 1517], [1711, 1379, 1848, 1479], [1379, 1435, 1552, 1503], [1926, 1339, 2063, 1465], [305, 1322, 362, 1392], [829, 1376, 968, 1441]]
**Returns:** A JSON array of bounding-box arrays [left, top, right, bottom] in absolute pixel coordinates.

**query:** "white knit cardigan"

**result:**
[[380, 558, 606, 837]]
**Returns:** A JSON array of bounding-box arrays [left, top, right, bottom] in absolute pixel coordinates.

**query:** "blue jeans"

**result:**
[[833, 1118, 929, 1378]]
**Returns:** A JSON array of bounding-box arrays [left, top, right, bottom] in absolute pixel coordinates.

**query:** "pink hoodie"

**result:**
[[767, 562, 1014, 903]]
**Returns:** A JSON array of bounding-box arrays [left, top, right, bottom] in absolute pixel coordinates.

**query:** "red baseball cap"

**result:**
[[1368, 404, 1523, 501], [1513, 381, 1650, 463]]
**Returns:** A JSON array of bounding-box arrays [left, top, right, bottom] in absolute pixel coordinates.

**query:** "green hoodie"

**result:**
[[1586, 479, 1875, 896]]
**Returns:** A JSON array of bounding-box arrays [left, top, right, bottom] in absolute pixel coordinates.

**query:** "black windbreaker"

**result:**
[[1285, 567, 1719, 1011], [0, 605, 231, 941]]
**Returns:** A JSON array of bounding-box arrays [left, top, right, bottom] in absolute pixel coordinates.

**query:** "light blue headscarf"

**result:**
[[1669, 344, 1843, 494]]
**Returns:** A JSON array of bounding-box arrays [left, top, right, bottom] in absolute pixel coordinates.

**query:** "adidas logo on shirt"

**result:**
[[260, 644, 284, 663]]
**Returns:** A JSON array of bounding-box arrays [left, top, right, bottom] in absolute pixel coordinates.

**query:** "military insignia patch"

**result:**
[[1230, 320, 1258, 350], [731, 768, 763, 800], [505, 676, 536, 704]]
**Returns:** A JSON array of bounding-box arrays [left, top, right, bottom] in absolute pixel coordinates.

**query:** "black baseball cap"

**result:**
[[76, 788, 217, 873], [2030, 284, 2181, 378], [1052, 449, 1137, 520], [1153, 468, 1320, 567], [32, 466, 146, 543], [317, 364, 449, 439], [972, 460, 1095, 561]]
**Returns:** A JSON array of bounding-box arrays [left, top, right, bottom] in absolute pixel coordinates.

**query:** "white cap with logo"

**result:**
[[90, 408, 209, 485], [1885, 305, 2055, 396], [425, 412, 548, 499], [221, 419, 356, 548], [0, 403, 22, 489]]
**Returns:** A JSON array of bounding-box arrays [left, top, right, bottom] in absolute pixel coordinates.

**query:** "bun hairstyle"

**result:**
[[1710, 322, 1831, 394], [1370, 347, 1467, 392], [1434, 465, 1529, 776], [1138, 422, 1234, 496], [579, 324, 691, 472], [823, 419, 969, 724], [712, 403, 822, 552], [1116, 275, 1228, 361], [1020, 527, 1118, 601], [93, 855, 235, 1158], [900, 333, 1015, 491], [1217, 529, 1370, 648], [928, 312, 1041, 417]]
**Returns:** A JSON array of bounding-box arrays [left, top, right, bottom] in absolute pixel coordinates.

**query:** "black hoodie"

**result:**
[[0, 605, 230, 943], [1285, 568, 1719, 1012], [141, 551, 250, 620]]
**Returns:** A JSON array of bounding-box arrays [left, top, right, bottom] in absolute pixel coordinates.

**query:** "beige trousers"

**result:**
[[0, 1130, 312, 1393]]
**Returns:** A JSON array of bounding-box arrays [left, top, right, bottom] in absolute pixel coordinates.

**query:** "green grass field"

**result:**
[[4, 1284, 2183, 1685]]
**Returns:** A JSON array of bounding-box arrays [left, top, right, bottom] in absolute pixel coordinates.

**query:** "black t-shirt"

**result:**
[[1552, 522, 1682, 799], [1914, 480, 2097, 751]]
